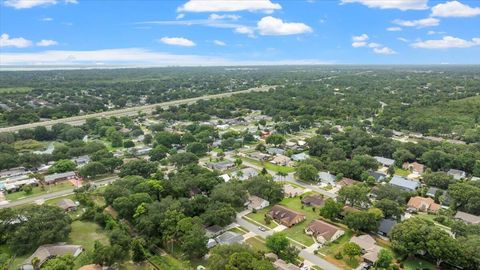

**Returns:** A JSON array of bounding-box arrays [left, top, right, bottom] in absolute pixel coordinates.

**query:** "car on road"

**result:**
[[258, 226, 266, 231]]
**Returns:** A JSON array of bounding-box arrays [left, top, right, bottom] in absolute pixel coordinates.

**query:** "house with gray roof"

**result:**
[[454, 211, 480, 225], [447, 169, 466, 180], [374, 156, 395, 167], [291, 152, 309, 161], [266, 147, 285, 155], [44, 171, 78, 184], [207, 161, 235, 171], [377, 218, 397, 236], [21, 244, 83, 270], [369, 171, 386, 182], [232, 167, 258, 180], [389, 176, 419, 191], [214, 231, 244, 245], [318, 171, 336, 185]]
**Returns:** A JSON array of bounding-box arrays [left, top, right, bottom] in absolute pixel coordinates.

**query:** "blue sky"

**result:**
[[1, 0, 479, 66]]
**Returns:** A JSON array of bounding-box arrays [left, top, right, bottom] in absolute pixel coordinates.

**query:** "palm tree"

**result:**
[[276, 171, 287, 180]]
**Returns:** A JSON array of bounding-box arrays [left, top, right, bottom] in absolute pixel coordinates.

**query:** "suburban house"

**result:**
[[232, 167, 259, 180], [337, 177, 359, 187], [350, 235, 381, 264], [426, 187, 443, 198], [271, 155, 291, 166], [207, 161, 235, 171], [72, 155, 90, 167], [283, 184, 304, 197], [447, 169, 466, 180], [273, 259, 301, 270], [57, 198, 77, 212], [267, 147, 285, 155], [369, 171, 386, 182], [389, 176, 419, 191], [317, 171, 336, 185], [247, 195, 270, 210], [454, 211, 480, 224], [205, 225, 225, 238], [267, 205, 306, 227], [373, 156, 395, 168], [249, 152, 270, 161], [402, 161, 425, 174], [377, 219, 397, 236], [44, 171, 78, 184], [407, 196, 441, 213], [219, 174, 231, 182], [305, 220, 345, 245], [21, 244, 83, 270], [291, 152, 309, 161], [301, 194, 325, 208], [214, 231, 244, 245], [0, 174, 38, 192]]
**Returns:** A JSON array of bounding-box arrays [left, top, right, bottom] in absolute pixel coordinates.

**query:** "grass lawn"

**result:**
[[318, 230, 354, 256], [229, 226, 248, 234], [414, 214, 452, 232], [245, 237, 269, 252], [245, 207, 278, 229], [68, 221, 109, 250], [402, 257, 437, 270], [395, 168, 410, 177], [0, 87, 32, 93], [149, 254, 191, 269], [5, 182, 74, 201], [242, 157, 295, 173]]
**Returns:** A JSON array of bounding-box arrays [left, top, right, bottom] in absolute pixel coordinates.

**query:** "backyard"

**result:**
[[241, 157, 296, 173]]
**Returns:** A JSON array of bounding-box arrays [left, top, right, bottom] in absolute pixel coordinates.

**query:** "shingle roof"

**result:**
[[306, 220, 343, 241], [454, 211, 480, 224], [378, 219, 397, 235], [374, 156, 395, 167], [390, 176, 419, 190]]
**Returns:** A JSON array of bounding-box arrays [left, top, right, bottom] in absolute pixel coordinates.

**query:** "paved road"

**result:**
[[0, 85, 276, 133], [0, 176, 118, 208], [300, 250, 341, 270], [235, 210, 273, 238]]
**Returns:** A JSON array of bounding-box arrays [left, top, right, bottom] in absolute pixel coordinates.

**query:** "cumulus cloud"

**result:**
[[0, 48, 332, 66], [41, 17, 54, 22], [213, 40, 226, 46], [340, 0, 428, 10], [373, 47, 396, 54], [36, 39, 58, 46], [0, 33, 32, 48], [209, 14, 241, 20], [351, 34, 396, 54], [4, 0, 77, 9], [234, 26, 255, 37], [178, 0, 281, 13], [257, 16, 312, 36], [386, 27, 402, 31], [159, 37, 196, 47], [431, 1, 480, 17], [393, 17, 440, 28], [411, 36, 480, 49]]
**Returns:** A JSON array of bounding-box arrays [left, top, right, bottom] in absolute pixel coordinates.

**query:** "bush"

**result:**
[[335, 252, 343, 260]]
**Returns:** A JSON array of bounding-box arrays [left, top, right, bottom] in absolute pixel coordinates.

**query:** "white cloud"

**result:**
[[386, 27, 402, 31], [373, 47, 396, 54], [0, 33, 32, 48], [159, 37, 196, 47], [431, 1, 480, 17], [178, 0, 281, 13], [351, 34, 395, 55], [340, 0, 428, 10], [397, 37, 409, 42], [234, 26, 255, 37], [4, 0, 77, 9], [0, 48, 333, 66], [41, 17, 54, 22], [213, 40, 226, 46], [209, 14, 241, 20], [352, 33, 369, 42], [257, 16, 312, 36], [393, 17, 440, 28], [36, 39, 58, 46], [176, 13, 185, 19], [411, 36, 480, 49]]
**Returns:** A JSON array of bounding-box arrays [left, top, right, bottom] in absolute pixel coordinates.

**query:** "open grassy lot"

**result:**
[[403, 257, 437, 270], [395, 168, 410, 177], [68, 221, 109, 250], [245, 207, 278, 229], [149, 254, 192, 269], [245, 237, 269, 252], [0, 87, 32, 93], [5, 182, 74, 201], [242, 157, 296, 173]]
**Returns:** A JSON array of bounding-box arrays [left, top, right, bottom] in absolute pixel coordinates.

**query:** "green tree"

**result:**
[[337, 184, 370, 207], [295, 164, 318, 182], [374, 199, 403, 219], [343, 242, 361, 260], [79, 161, 108, 179], [22, 185, 33, 195], [266, 134, 286, 146], [131, 237, 146, 263], [48, 159, 76, 174], [169, 152, 199, 168], [374, 249, 393, 269], [119, 160, 158, 178], [344, 211, 379, 232], [319, 198, 343, 220], [41, 254, 75, 270]]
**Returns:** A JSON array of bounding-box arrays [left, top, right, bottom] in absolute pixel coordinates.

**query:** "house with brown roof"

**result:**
[[301, 194, 324, 208], [350, 235, 381, 264], [267, 205, 305, 227], [247, 195, 270, 210], [402, 162, 425, 174], [273, 259, 300, 270], [305, 220, 344, 245], [283, 184, 304, 197], [407, 196, 441, 213], [337, 177, 359, 187], [57, 198, 77, 212], [454, 211, 480, 225]]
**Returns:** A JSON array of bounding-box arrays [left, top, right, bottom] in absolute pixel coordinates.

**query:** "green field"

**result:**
[[5, 182, 74, 201], [403, 257, 437, 270], [242, 157, 296, 173], [245, 237, 269, 252]]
